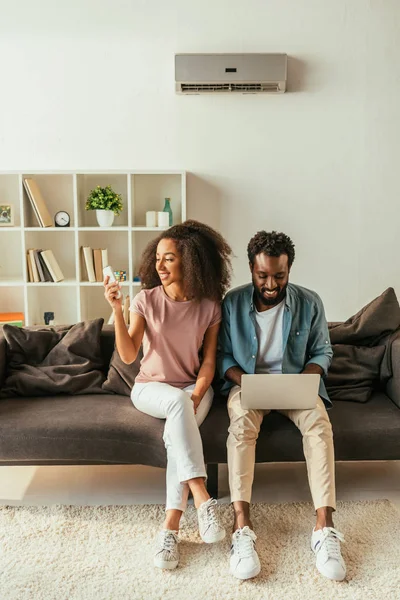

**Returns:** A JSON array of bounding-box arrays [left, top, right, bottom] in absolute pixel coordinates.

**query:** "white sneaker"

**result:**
[[311, 527, 346, 581], [154, 529, 179, 570], [230, 526, 261, 580], [197, 498, 226, 543]]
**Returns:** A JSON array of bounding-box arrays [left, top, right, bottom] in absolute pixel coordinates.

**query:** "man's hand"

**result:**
[[302, 363, 324, 376], [191, 394, 202, 414]]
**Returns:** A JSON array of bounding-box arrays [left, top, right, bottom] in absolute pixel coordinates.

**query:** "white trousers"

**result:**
[[131, 382, 213, 511]]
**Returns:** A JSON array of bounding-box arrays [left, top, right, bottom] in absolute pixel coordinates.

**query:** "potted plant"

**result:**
[[85, 185, 123, 227]]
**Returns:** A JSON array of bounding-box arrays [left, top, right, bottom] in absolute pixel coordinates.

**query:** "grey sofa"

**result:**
[[0, 323, 399, 500]]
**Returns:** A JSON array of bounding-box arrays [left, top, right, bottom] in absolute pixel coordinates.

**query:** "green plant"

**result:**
[[85, 185, 123, 216]]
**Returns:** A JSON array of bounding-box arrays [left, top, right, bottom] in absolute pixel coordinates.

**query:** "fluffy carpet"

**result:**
[[1, 500, 399, 600]]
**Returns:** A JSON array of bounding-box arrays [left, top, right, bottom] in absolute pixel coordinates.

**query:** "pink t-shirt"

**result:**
[[130, 286, 222, 388]]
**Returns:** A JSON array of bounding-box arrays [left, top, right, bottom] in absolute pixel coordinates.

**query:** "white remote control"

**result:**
[[103, 265, 121, 299]]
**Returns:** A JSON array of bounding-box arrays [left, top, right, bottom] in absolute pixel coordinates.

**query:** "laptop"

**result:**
[[240, 374, 320, 410]]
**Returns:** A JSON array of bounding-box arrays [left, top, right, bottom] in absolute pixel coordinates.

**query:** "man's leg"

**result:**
[[280, 397, 346, 581], [227, 385, 267, 580]]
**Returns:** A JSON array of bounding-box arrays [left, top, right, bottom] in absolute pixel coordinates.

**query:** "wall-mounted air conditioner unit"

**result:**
[[175, 53, 287, 94]]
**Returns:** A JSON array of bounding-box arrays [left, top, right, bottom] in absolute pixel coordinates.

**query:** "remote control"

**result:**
[[103, 265, 121, 299]]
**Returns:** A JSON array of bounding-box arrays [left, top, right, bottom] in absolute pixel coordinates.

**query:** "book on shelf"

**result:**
[[93, 249, 103, 282], [40, 250, 64, 282], [38, 252, 53, 282], [33, 249, 45, 282], [0, 312, 24, 327], [101, 248, 108, 270], [28, 248, 40, 282], [23, 178, 53, 228], [82, 246, 96, 282], [26, 251, 34, 283]]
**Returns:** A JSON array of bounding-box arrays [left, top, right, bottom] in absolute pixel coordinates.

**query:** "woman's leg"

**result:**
[[132, 382, 213, 522], [163, 385, 214, 513]]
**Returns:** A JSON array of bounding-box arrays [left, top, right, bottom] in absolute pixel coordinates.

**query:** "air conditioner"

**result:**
[[175, 53, 287, 94]]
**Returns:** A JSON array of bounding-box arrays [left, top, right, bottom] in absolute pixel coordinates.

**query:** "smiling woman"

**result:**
[[103, 219, 233, 571]]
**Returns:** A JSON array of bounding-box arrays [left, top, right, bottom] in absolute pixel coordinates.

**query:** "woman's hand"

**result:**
[[191, 393, 202, 414], [104, 275, 123, 310]]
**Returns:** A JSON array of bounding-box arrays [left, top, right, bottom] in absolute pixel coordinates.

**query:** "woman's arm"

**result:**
[[115, 310, 145, 364], [191, 321, 220, 413], [104, 276, 145, 364]]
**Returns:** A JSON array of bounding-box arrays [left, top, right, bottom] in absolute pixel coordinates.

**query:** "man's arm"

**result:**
[[225, 365, 246, 387], [304, 294, 333, 377], [217, 297, 244, 384]]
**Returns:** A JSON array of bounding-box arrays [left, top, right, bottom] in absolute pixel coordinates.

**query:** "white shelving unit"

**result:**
[[0, 171, 186, 326]]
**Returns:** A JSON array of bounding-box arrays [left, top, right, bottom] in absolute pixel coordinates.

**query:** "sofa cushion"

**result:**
[[329, 288, 400, 346], [0, 319, 106, 398], [102, 347, 142, 396], [326, 344, 385, 402]]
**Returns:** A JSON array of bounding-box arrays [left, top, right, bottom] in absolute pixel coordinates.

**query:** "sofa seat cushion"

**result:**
[[0, 392, 399, 466], [0, 394, 166, 467]]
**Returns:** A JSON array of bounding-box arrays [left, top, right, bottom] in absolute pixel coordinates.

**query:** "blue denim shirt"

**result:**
[[218, 283, 333, 407]]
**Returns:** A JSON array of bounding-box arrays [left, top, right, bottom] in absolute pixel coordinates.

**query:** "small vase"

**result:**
[[163, 198, 173, 226], [96, 210, 114, 227]]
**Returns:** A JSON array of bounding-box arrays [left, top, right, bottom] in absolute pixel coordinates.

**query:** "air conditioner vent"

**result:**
[[180, 82, 280, 93]]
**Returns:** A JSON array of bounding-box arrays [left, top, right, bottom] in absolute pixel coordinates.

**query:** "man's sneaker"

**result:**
[[197, 498, 226, 543], [154, 529, 179, 570], [311, 527, 346, 581], [230, 526, 261, 580]]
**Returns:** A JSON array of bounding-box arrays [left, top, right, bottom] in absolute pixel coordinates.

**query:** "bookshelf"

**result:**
[[0, 171, 186, 326]]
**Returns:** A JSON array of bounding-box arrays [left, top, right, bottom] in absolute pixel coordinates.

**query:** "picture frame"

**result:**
[[0, 204, 14, 226]]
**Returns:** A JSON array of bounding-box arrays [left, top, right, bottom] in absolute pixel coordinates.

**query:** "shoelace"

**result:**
[[159, 530, 179, 554], [200, 498, 219, 529], [234, 526, 257, 559], [315, 527, 345, 561]]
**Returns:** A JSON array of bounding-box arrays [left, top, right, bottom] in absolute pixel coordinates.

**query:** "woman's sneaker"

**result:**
[[197, 498, 226, 543], [230, 526, 261, 580], [154, 529, 180, 570], [311, 527, 346, 581]]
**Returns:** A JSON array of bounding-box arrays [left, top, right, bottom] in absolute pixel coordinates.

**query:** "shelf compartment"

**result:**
[[131, 174, 183, 227], [76, 174, 128, 228], [78, 230, 129, 283], [0, 174, 21, 227], [25, 230, 76, 282], [22, 174, 75, 228], [27, 286, 78, 326], [0, 286, 25, 317], [0, 230, 23, 281]]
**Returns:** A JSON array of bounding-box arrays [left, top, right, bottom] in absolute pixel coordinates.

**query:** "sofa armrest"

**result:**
[[0, 334, 6, 390], [383, 329, 400, 408]]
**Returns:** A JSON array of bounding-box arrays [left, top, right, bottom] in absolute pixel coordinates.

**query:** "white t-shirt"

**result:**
[[254, 299, 285, 374]]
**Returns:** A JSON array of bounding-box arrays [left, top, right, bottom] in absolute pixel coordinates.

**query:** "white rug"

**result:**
[[1, 500, 399, 600]]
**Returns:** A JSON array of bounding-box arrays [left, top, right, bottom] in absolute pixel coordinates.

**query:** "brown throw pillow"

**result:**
[[329, 288, 400, 346], [326, 344, 385, 402], [0, 319, 106, 398], [102, 347, 142, 396]]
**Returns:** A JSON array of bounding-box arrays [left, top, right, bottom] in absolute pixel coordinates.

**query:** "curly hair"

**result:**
[[138, 220, 233, 302], [247, 230, 295, 268]]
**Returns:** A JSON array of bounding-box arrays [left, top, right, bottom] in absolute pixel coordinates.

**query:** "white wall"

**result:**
[[0, 0, 399, 320]]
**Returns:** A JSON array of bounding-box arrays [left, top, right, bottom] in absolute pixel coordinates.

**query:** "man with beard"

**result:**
[[218, 230, 346, 582]]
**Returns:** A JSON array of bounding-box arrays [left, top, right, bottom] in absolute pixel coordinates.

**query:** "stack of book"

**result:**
[[26, 249, 64, 282], [0, 312, 24, 328], [81, 247, 109, 282], [23, 178, 53, 227]]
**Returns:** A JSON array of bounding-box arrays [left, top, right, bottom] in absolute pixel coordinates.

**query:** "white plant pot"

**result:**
[[96, 210, 115, 227]]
